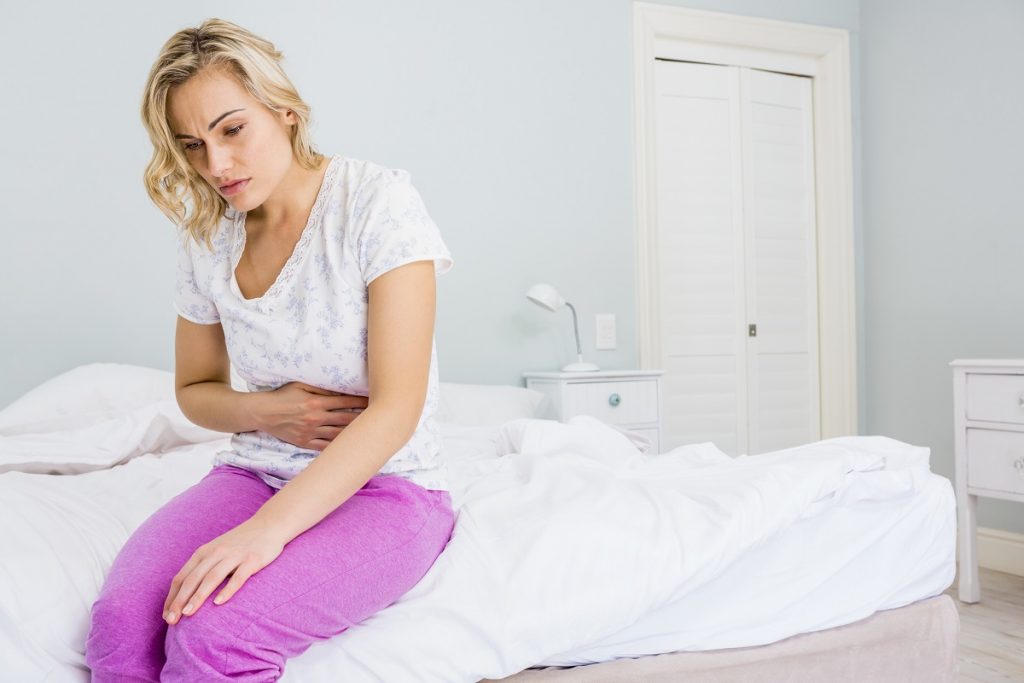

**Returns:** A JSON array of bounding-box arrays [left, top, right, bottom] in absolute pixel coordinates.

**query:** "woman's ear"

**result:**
[[277, 108, 297, 127]]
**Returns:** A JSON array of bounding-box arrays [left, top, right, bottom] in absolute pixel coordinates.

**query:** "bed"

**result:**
[[0, 363, 959, 682]]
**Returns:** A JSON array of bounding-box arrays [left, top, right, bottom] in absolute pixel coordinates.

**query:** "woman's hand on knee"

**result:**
[[163, 519, 285, 625], [251, 381, 368, 451]]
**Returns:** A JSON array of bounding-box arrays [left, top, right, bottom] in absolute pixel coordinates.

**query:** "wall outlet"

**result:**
[[595, 313, 617, 350]]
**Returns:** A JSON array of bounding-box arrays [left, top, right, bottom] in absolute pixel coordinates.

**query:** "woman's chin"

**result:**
[[225, 195, 255, 212]]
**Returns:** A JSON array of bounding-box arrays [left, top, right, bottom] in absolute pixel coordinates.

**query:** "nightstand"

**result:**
[[950, 359, 1024, 603], [523, 370, 664, 453]]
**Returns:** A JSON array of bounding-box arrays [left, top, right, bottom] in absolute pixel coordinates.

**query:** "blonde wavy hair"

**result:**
[[140, 18, 321, 248]]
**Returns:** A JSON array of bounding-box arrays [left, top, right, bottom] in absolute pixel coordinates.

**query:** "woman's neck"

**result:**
[[245, 154, 328, 232]]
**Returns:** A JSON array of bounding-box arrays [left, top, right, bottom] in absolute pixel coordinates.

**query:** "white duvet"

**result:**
[[0, 398, 955, 682]]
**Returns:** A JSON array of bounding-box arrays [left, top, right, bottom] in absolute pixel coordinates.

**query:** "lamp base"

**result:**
[[560, 361, 601, 372]]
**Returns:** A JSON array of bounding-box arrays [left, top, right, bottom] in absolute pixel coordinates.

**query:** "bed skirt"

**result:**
[[482, 594, 959, 683]]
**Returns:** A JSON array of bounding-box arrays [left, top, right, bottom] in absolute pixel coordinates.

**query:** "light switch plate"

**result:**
[[595, 314, 617, 350]]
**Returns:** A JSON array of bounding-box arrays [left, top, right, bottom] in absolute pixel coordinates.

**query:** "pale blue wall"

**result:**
[[5, 0, 1017, 537], [0, 0, 860, 404], [861, 0, 1024, 534]]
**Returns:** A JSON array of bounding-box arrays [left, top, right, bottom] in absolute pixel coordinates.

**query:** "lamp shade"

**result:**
[[526, 283, 565, 311], [524, 283, 601, 372]]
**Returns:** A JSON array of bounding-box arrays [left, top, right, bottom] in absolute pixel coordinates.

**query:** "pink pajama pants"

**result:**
[[84, 463, 455, 682]]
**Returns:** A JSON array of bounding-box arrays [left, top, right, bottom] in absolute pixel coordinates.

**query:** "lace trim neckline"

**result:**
[[230, 154, 342, 303]]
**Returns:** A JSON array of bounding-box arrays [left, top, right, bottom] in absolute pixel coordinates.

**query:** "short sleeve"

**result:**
[[173, 232, 221, 324], [351, 169, 454, 285]]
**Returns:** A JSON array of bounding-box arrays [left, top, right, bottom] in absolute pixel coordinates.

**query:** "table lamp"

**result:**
[[526, 283, 600, 372]]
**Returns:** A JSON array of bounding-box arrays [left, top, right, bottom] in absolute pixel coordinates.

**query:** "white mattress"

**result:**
[[0, 417, 956, 682]]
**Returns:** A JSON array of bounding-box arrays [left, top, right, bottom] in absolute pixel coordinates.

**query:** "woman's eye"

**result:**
[[182, 125, 244, 152]]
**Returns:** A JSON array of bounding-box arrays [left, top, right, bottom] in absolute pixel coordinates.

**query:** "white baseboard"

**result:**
[[977, 526, 1024, 577]]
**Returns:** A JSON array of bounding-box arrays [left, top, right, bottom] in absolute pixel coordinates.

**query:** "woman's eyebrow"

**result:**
[[174, 108, 246, 139]]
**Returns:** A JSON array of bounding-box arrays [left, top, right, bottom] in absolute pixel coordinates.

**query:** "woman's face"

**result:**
[[167, 66, 295, 213]]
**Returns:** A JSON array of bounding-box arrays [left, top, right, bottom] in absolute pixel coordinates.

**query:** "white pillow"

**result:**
[[0, 365, 546, 472], [436, 382, 550, 426], [0, 363, 176, 436], [0, 363, 233, 474], [0, 362, 247, 437]]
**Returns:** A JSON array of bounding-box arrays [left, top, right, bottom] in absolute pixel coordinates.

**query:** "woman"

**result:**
[[85, 18, 456, 682]]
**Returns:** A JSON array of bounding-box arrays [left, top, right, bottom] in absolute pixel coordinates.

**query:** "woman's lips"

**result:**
[[220, 179, 249, 196]]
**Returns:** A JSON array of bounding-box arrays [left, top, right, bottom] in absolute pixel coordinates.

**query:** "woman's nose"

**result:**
[[207, 144, 233, 179]]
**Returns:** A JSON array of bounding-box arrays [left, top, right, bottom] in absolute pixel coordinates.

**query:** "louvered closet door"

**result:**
[[653, 59, 820, 456], [654, 61, 748, 456], [740, 68, 821, 454]]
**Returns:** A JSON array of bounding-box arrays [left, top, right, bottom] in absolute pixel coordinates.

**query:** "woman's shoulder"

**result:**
[[176, 213, 237, 265], [332, 155, 412, 196]]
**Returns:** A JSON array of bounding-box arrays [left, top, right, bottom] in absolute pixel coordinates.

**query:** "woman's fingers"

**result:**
[[318, 409, 362, 427], [165, 554, 224, 623], [307, 430, 342, 450], [324, 394, 369, 411], [179, 557, 239, 617], [293, 382, 342, 395], [292, 381, 359, 397], [213, 561, 259, 605], [313, 425, 344, 439], [164, 551, 204, 617]]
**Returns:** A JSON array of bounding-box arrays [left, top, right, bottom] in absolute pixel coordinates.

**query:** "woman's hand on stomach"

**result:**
[[250, 381, 367, 450]]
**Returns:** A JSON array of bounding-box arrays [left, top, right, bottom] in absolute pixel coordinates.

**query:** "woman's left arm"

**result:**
[[163, 260, 437, 624], [251, 258, 437, 534]]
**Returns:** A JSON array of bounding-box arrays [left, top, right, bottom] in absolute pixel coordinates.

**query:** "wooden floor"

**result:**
[[944, 566, 1024, 682]]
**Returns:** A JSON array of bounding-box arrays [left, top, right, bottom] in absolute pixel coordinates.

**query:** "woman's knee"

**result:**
[[162, 606, 284, 682], [85, 590, 166, 681], [84, 595, 122, 670]]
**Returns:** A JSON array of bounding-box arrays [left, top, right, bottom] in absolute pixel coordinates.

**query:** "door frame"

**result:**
[[632, 3, 857, 437]]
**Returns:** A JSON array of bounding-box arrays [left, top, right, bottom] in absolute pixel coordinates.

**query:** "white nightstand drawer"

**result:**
[[966, 428, 1024, 496], [966, 373, 1024, 425], [563, 380, 659, 426]]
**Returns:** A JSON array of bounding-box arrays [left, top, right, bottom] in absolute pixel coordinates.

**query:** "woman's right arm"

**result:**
[[174, 315, 264, 433], [174, 316, 368, 447]]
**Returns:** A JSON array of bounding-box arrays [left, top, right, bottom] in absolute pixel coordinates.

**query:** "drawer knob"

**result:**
[[1019, 393, 1024, 408], [1016, 457, 1024, 477], [608, 392, 622, 407]]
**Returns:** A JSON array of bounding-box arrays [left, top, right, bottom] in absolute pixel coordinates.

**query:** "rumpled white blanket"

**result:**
[[287, 416, 945, 682], [0, 412, 951, 683], [0, 400, 224, 474]]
